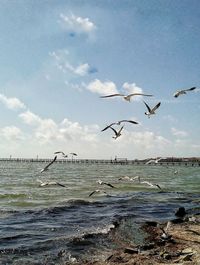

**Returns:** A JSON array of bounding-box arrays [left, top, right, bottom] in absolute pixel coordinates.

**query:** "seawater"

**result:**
[[0, 161, 199, 264]]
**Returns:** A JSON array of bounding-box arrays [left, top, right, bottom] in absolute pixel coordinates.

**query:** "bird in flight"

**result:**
[[140, 180, 162, 190], [96, 179, 115, 188], [100, 93, 153, 102], [173, 87, 196, 98], [37, 179, 66, 187], [143, 101, 161, 118], [101, 120, 138, 132], [40, 156, 57, 173], [145, 157, 166, 164], [118, 175, 140, 182], [89, 189, 108, 197]]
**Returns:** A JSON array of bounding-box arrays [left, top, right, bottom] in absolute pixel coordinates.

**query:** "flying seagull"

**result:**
[[109, 126, 124, 139], [173, 87, 196, 98], [37, 179, 66, 187], [40, 156, 57, 173], [100, 93, 153, 102], [96, 179, 115, 188], [145, 157, 166, 165], [118, 175, 140, 182], [140, 180, 162, 190], [89, 189, 108, 197], [143, 101, 161, 118], [101, 120, 138, 132]]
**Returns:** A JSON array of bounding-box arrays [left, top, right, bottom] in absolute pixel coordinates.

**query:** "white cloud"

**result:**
[[0, 126, 24, 141], [171, 127, 188, 137], [0, 94, 26, 110], [19, 110, 42, 126], [59, 13, 96, 35], [50, 50, 96, 76], [86, 79, 118, 95]]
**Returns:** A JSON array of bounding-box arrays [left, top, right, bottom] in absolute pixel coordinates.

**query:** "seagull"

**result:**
[[110, 126, 124, 139], [145, 157, 166, 165], [89, 189, 108, 197], [160, 221, 172, 241], [96, 180, 115, 188], [143, 101, 161, 118], [118, 175, 140, 182], [37, 179, 66, 187], [101, 120, 138, 132], [40, 156, 57, 173], [173, 87, 196, 98], [100, 93, 153, 102], [140, 180, 162, 190]]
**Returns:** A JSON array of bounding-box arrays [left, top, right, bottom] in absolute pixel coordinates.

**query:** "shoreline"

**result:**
[[77, 211, 200, 265]]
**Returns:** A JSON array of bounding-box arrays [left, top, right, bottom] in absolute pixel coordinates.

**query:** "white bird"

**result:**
[[37, 179, 66, 187], [89, 189, 108, 197], [140, 180, 162, 190], [143, 101, 161, 118], [96, 180, 115, 188], [100, 93, 153, 102], [118, 175, 140, 182], [40, 156, 57, 173], [101, 120, 138, 132], [173, 86, 196, 98], [160, 221, 172, 241], [145, 157, 166, 165]]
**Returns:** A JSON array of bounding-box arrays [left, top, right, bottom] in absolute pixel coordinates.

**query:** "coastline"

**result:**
[[77, 212, 200, 265]]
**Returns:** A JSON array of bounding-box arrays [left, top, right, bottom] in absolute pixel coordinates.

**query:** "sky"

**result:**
[[0, 0, 200, 159]]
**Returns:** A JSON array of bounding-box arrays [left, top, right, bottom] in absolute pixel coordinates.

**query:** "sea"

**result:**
[[0, 161, 199, 264]]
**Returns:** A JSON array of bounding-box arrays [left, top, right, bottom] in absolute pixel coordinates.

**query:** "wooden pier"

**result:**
[[0, 158, 200, 166]]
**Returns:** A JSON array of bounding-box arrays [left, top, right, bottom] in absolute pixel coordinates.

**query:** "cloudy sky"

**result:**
[[0, 0, 200, 159]]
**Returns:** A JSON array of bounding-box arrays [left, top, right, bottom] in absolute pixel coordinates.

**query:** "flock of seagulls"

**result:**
[[36, 86, 197, 192], [38, 151, 77, 187], [100, 86, 197, 138], [37, 154, 162, 195], [89, 175, 162, 197]]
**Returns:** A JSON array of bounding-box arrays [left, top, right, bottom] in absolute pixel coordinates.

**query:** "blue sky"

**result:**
[[0, 0, 200, 159]]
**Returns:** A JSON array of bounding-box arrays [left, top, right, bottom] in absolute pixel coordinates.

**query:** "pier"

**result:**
[[0, 158, 200, 166]]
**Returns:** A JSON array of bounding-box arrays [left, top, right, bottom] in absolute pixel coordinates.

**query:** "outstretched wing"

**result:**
[[143, 101, 152, 112], [56, 182, 66, 187], [152, 102, 161, 112], [100, 94, 124, 98], [89, 190, 97, 197], [185, 86, 196, 92], [41, 156, 57, 172], [109, 126, 118, 136], [104, 182, 115, 188], [101, 123, 116, 132], [54, 151, 65, 155], [118, 120, 138, 125], [128, 93, 153, 97]]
